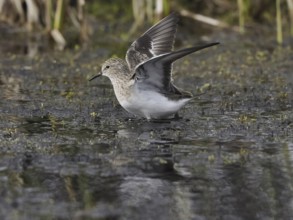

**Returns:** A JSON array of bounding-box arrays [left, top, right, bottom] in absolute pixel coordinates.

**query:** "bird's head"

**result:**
[[89, 58, 129, 81]]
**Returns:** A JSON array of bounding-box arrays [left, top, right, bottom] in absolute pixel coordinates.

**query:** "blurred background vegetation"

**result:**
[[0, 0, 292, 50]]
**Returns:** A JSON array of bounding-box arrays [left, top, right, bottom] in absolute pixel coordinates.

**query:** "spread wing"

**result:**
[[131, 43, 220, 96], [126, 12, 179, 70]]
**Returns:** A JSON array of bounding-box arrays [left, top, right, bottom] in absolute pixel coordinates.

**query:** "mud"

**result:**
[[0, 24, 292, 219]]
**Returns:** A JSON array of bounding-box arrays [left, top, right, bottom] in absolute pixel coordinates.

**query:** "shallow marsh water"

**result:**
[[0, 25, 292, 220]]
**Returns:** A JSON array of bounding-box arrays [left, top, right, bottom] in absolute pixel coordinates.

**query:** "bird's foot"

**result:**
[[173, 113, 182, 120]]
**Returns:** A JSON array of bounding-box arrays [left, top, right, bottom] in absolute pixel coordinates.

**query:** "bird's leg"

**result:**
[[173, 113, 182, 120]]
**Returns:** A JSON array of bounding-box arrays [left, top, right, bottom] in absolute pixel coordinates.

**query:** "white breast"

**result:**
[[120, 90, 191, 119]]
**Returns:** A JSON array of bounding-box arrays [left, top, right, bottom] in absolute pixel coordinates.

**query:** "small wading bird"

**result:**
[[89, 13, 219, 120]]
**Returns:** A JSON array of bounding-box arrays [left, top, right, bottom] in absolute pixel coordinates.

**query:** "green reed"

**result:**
[[276, 0, 283, 44]]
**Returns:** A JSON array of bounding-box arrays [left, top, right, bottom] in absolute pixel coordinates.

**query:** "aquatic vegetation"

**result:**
[[0, 2, 292, 220], [276, 0, 283, 44], [0, 0, 292, 50]]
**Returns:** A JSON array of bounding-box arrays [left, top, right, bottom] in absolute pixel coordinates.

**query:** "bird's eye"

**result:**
[[105, 66, 110, 69]]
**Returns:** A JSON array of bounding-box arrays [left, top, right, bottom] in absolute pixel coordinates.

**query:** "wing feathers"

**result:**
[[126, 12, 179, 70], [132, 42, 220, 93], [147, 43, 220, 68]]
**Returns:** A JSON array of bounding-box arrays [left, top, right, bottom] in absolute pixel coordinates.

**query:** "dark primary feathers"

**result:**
[[132, 43, 220, 99], [126, 12, 179, 70]]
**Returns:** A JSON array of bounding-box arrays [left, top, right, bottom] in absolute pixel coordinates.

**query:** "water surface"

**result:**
[[0, 26, 292, 220]]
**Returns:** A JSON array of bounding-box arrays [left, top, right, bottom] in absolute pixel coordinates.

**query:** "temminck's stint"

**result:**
[[90, 13, 219, 120]]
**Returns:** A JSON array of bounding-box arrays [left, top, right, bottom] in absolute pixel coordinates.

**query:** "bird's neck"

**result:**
[[110, 76, 133, 102]]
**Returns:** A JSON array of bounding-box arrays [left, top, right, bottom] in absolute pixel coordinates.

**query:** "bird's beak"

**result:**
[[89, 71, 102, 81]]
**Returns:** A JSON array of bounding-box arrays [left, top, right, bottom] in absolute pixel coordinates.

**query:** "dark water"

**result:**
[[0, 26, 292, 220]]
